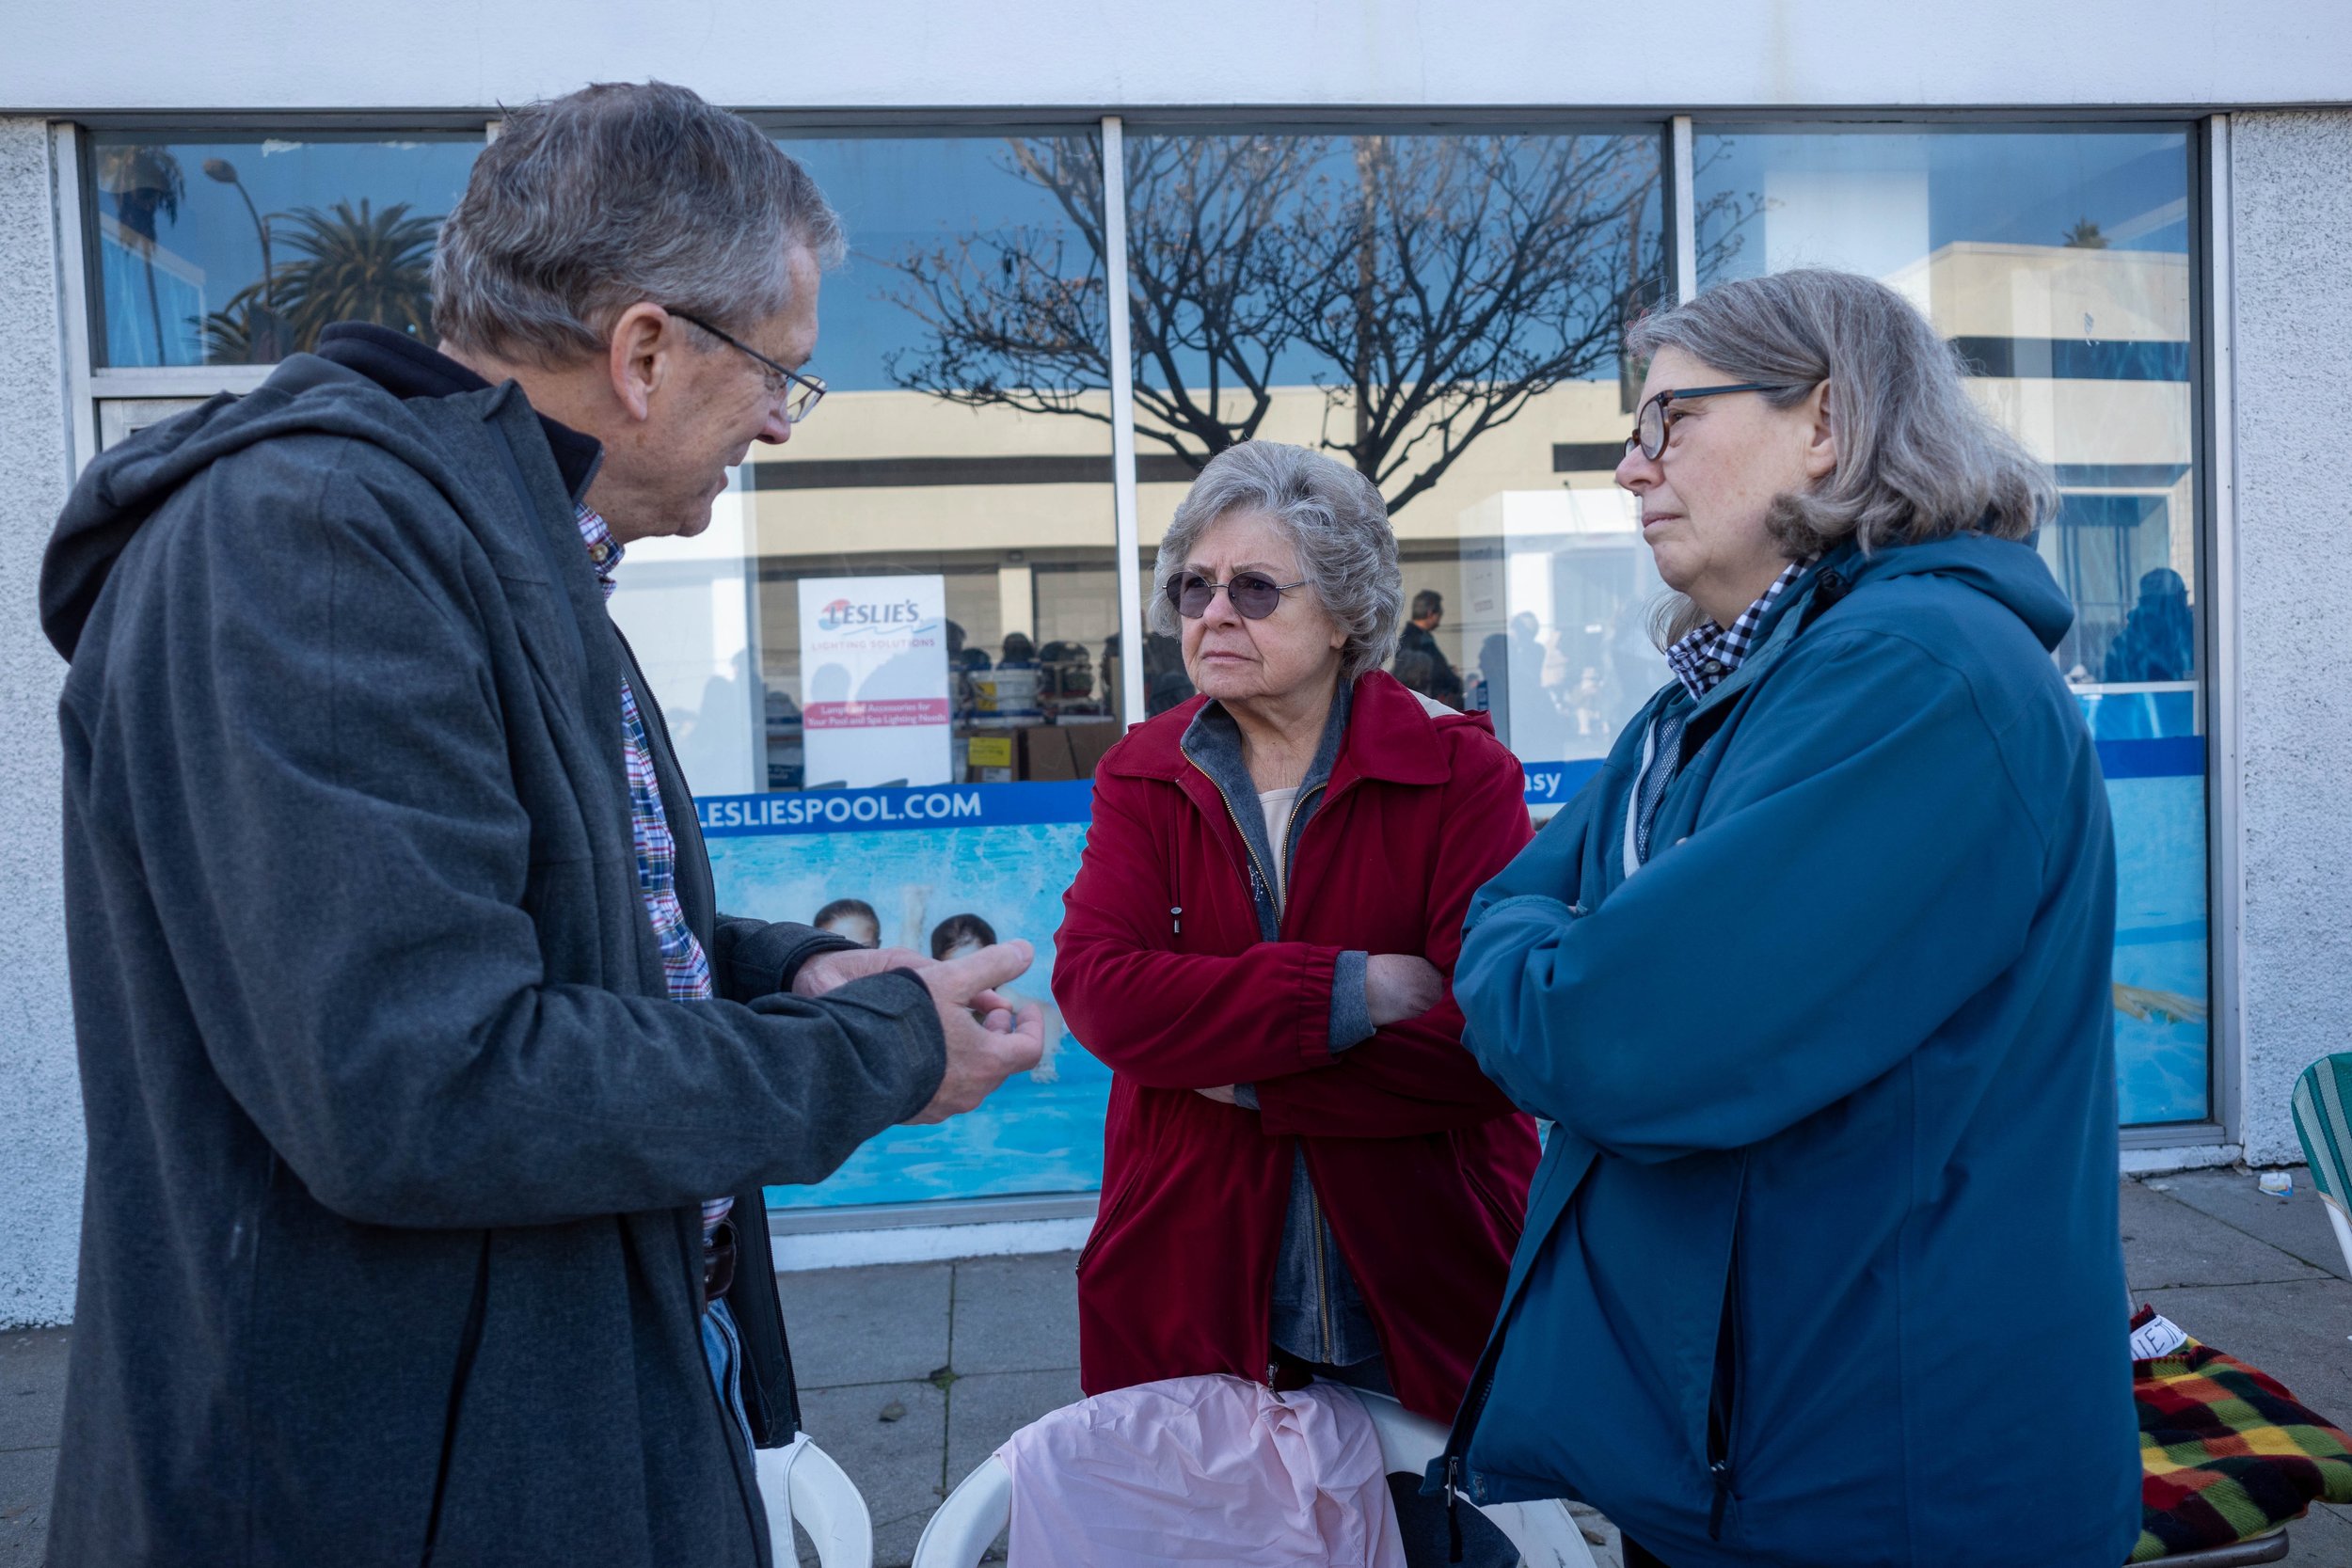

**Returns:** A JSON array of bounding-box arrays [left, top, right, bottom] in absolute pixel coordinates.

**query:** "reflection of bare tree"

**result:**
[[1288, 135, 1661, 512], [886, 133, 1669, 515], [884, 136, 1318, 467], [1682, 135, 1769, 294], [199, 199, 440, 364]]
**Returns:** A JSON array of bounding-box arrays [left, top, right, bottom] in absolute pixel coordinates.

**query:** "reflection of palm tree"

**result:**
[[197, 198, 440, 363], [196, 298, 271, 364], [95, 144, 185, 360], [200, 158, 285, 362], [276, 199, 439, 340], [2063, 217, 2110, 250]]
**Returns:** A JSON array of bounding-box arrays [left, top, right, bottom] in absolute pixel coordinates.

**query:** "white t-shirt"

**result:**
[[1258, 785, 1302, 913]]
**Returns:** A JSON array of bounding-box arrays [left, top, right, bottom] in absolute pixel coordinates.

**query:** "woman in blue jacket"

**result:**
[[1432, 269, 2138, 1566]]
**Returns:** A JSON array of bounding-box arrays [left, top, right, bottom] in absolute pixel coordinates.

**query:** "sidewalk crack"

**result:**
[[2133, 1275, 2347, 1291], [942, 1263, 960, 1498], [2134, 1179, 2349, 1281]]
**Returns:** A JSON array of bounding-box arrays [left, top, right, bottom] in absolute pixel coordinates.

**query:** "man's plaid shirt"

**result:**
[[577, 504, 731, 1243]]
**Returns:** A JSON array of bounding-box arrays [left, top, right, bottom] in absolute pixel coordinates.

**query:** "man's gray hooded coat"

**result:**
[[38, 340, 946, 1567]]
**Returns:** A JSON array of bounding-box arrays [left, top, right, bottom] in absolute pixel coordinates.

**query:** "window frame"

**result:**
[[46, 105, 2239, 1154], [1680, 113, 2227, 1143]]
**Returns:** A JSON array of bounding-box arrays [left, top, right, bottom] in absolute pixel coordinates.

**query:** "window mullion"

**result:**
[[1670, 115, 1698, 303], [1102, 114, 1146, 727]]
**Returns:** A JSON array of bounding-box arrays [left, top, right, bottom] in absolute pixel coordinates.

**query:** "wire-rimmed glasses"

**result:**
[[666, 308, 827, 425]]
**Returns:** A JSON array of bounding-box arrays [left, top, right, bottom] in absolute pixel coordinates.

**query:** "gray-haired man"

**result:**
[[39, 82, 1041, 1567]]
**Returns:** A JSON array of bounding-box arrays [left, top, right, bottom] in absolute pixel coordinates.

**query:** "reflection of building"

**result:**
[[3, 12, 2349, 1304], [95, 217, 206, 365], [1899, 242, 2196, 677], [1451, 487, 1667, 762], [725, 229, 2194, 761], [730, 380, 1641, 725]]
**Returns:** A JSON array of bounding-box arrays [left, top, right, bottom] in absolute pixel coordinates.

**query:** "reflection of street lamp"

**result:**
[[202, 156, 281, 359]]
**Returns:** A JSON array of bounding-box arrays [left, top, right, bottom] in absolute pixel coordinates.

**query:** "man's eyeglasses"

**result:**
[[1167, 570, 1308, 621], [666, 309, 827, 425], [1625, 382, 1799, 462]]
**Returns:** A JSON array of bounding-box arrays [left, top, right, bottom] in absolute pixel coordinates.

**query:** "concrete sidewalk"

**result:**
[[0, 1329, 67, 1568], [776, 1250, 1085, 1564], [8, 1170, 2352, 1566]]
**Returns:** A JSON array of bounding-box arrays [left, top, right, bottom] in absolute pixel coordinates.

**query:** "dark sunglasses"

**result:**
[[1166, 570, 1307, 620], [665, 308, 828, 424]]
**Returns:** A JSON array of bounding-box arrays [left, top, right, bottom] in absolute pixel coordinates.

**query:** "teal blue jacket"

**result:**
[[1432, 536, 2139, 1565]]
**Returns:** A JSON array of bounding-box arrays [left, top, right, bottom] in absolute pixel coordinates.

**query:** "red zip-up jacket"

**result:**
[[1055, 670, 1540, 1420]]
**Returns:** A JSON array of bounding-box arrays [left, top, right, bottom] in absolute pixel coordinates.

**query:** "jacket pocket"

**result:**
[[1705, 1242, 1741, 1543], [419, 1233, 493, 1567], [1076, 1163, 1149, 1271]]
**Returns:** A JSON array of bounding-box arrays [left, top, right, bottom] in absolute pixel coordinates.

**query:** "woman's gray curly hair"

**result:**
[[1628, 267, 2058, 641], [1149, 441, 1403, 680]]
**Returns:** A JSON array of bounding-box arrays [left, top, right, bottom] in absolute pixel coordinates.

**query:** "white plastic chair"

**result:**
[[757, 1433, 875, 1568], [911, 1386, 1597, 1567]]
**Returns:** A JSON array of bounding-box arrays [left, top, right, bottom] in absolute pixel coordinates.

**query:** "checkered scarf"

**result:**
[[1662, 560, 1811, 702]]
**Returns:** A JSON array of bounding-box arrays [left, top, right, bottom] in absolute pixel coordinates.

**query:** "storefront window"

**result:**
[[85, 132, 483, 368], [1110, 126, 1673, 808], [1696, 127, 2208, 1125], [607, 130, 1123, 1212]]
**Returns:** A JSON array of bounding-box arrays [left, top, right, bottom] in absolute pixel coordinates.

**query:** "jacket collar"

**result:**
[[315, 322, 603, 502], [1106, 669, 1459, 788], [1179, 674, 1353, 801], [1685, 543, 1860, 724]]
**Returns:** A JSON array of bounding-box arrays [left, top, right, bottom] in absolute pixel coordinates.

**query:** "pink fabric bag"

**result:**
[[994, 1373, 1407, 1567]]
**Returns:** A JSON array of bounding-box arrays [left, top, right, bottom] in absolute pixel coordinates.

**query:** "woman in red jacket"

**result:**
[[1055, 439, 1540, 1443]]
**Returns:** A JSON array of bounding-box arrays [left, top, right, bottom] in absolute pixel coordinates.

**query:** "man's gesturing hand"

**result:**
[[791, 945, 927, 998], [905, 940, 1045, 1125]]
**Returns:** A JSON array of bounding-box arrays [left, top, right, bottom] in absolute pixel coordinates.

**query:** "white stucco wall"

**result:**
[[0, 119, 81, 1327], [2230, 109, 2352, 1166], [2, 0, 2350, 114]]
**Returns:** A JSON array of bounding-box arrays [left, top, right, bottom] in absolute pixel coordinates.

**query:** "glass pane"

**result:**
[[1120, 126, 1672, 812], [1137, 553, 1194, 718], [605, 131, 1123, 1210], [87, 132, 483, 368], [1696, 128, 2208, 1125]]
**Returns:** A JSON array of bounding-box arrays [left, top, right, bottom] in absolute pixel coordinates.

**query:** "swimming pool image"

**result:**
[[713, 755, 2212, 1211], [2106, 771, 2210, 1125], [712, 821, 1110, 1210]]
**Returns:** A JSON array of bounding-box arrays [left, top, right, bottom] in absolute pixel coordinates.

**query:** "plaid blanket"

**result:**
[[2131, 1305, 2352, 1560]]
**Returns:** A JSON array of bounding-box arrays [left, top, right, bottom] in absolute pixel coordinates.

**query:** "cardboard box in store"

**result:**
[[1063, 720, 1120, 779], [1019, 724, 1078, 781]]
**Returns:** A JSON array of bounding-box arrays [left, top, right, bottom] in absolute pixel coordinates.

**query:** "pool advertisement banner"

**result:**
[[708, 726, 2211, 1212], [796, 573, 951, 789], [711, 816, 1104, 1211]]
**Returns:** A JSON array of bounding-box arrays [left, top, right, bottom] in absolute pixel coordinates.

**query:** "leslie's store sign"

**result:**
[[796, 575, 951, 787]]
